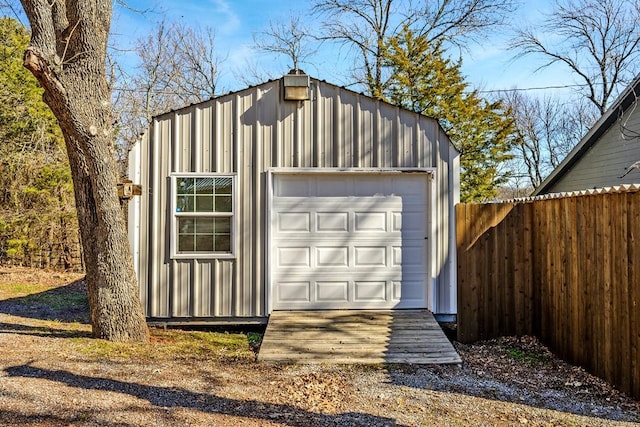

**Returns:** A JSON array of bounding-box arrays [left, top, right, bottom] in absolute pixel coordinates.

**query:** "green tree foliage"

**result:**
[[0, 17, 78, 269], [381, 27, 520, 201]]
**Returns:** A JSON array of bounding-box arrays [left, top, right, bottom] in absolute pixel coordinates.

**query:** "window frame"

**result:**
[[169, 173, 237, 259]]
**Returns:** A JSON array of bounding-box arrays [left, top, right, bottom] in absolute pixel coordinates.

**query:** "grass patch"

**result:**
[[72, 328, 255, 363], [501, 340, 548, 366], [22, 291, 88, 311], [0, 282, 54, 299], [247, 332, 262, 352]]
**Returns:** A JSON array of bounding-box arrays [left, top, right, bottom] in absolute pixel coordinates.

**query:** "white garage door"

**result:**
[[270, 173, 430, 310]]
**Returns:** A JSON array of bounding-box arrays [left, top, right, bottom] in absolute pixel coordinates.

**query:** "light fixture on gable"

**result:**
[[283, 69, 310, 101]]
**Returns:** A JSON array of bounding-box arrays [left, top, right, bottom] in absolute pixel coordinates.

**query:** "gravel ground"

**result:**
[[0, 268, 638, 426]]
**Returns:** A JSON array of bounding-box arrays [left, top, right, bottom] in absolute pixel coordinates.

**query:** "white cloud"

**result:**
[[206, 0, 241, 34]]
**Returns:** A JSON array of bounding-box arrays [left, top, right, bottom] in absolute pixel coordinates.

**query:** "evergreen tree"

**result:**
[[0, 17, 78, 269], [382, 27, 520, 201]]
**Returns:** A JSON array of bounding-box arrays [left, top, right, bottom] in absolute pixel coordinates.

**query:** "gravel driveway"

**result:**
[[0, 268, 637, 426]]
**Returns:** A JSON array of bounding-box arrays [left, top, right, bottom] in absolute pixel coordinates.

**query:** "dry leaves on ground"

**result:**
[[0, 267, 637, 426]]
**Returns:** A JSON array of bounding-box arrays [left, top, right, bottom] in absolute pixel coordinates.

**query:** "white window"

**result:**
[[170, 174, 235, 258]]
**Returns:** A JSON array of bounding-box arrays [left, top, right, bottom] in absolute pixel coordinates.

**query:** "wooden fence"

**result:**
[[457, 190, 640, 400]]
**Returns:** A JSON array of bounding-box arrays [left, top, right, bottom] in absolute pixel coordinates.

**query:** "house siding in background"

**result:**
[[535, 76, 640, 195]]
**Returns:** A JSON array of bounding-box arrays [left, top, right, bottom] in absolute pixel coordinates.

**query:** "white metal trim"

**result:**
[[268, 167, 436, 176], [266, 169, 434, 313], [127, 140, 142, 277], [266, 170, 274, 314], [428, 172, 437, 312]]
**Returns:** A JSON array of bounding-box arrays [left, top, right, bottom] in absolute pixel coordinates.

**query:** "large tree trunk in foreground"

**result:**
[[20, 1, 148, 341]]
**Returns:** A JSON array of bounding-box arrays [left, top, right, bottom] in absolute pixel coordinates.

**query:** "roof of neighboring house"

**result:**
[[533, 74, 640, 195]]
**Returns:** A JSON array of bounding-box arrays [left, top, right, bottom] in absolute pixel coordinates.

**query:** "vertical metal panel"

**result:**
[[237, 91, 254, 316], [358, 98, 376, 167], [136, 77, 459, 320], [197, 103, 212, 173], [378, 103, 396, 167], [398, 113, 415, 166], [128, 132, 149, 314], [435, 127, 458, 314], [316, 83, 332, 168], [172, 261, 191, 316], [340, 90, 355, 167], [148, 117, 172, 317]]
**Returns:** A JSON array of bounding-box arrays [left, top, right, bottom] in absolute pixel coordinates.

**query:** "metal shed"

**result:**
[[128, 72, 459, 324]]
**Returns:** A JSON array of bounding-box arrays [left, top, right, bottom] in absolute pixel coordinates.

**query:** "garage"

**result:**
[[129, 71, 459, 323], [269, 171, 432, 310]]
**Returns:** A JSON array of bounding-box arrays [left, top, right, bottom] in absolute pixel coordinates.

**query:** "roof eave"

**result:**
[[533, 75, 640, 195]]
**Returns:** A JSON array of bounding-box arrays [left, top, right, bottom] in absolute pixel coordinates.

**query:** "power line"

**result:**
[[1, 1, 27, 28], [477, 83, 588, 94]]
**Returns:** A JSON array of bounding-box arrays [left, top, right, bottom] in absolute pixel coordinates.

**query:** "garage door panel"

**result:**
[[316, 177, 354, 196], [392, 278, 426, 303], [278, 282, 311, 302], [354, 281, 387, 301], [276, 247, 311, 267], [354, 246, 388, 266], [274, 176, 310, 197], [271, 174, 429, 310], [316, 281, 349, 302], [401, 211, 427, 235], [277, 212, 310, 232], [393, 244, 426, 267], [354, 211, 388, 231], [317, 212, 349, 231], [394, 211, 428, 235], [316, 247, 349, 267]]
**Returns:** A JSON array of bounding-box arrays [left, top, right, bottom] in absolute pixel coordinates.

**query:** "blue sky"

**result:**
[[111, 0, 576, 97]]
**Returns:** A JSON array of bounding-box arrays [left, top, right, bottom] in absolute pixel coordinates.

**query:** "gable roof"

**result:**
[[152, 73, 458, 155], [533, 74, 640, 195]]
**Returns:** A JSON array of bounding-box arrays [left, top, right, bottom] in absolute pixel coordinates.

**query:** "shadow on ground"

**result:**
[[0, 321, 91, 338], [386, 348, 639, 423], [0, 279, 89, 324], [5, 364, 407, 427]]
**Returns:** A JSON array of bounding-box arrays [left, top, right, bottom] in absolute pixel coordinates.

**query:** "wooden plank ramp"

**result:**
[[258, 310, 461, 365]]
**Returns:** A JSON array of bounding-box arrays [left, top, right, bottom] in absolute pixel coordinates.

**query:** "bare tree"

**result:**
[[503, 91, 597, 188], [511, 0, 640, 114], [19, 0, 148, 341], [314, 0, 516, 96], [113, 19, 224, 172], [253, 13, 318, 73], [231, 58, 279, 88], [166, 23, 222, 104]]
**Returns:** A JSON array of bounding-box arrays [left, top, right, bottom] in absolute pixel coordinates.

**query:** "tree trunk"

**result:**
[[20, 0, 148, 341]]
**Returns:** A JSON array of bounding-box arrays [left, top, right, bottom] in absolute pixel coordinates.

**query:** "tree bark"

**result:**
[[20, 0, 148, 341]]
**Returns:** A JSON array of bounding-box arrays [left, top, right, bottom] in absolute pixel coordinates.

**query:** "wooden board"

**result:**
[[258, 310, 461, 365]]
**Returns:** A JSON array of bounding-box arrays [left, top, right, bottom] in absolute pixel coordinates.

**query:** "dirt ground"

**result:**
[[0, 267, 638, 426]]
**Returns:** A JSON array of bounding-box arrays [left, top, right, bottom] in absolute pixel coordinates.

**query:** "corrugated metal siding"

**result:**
[[132, 78, 459, 320], [549, 106, 640, 193]]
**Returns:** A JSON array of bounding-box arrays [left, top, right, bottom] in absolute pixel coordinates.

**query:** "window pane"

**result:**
[[177, 178, 194, 195], [215, 234, 231, 252], [176, 195, 194, 212], [196, 196, 214, 212], [174, 175, 234, 256], [195, 235, 214, 252], [214, 217, 230, 233], [215, 178, 232, 194], [178, 235, 194, 252], [195, 217, 214, 234], [178, 218, 195, 234], [215, 195, 232, 212], [195, 178, 215, 195]]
